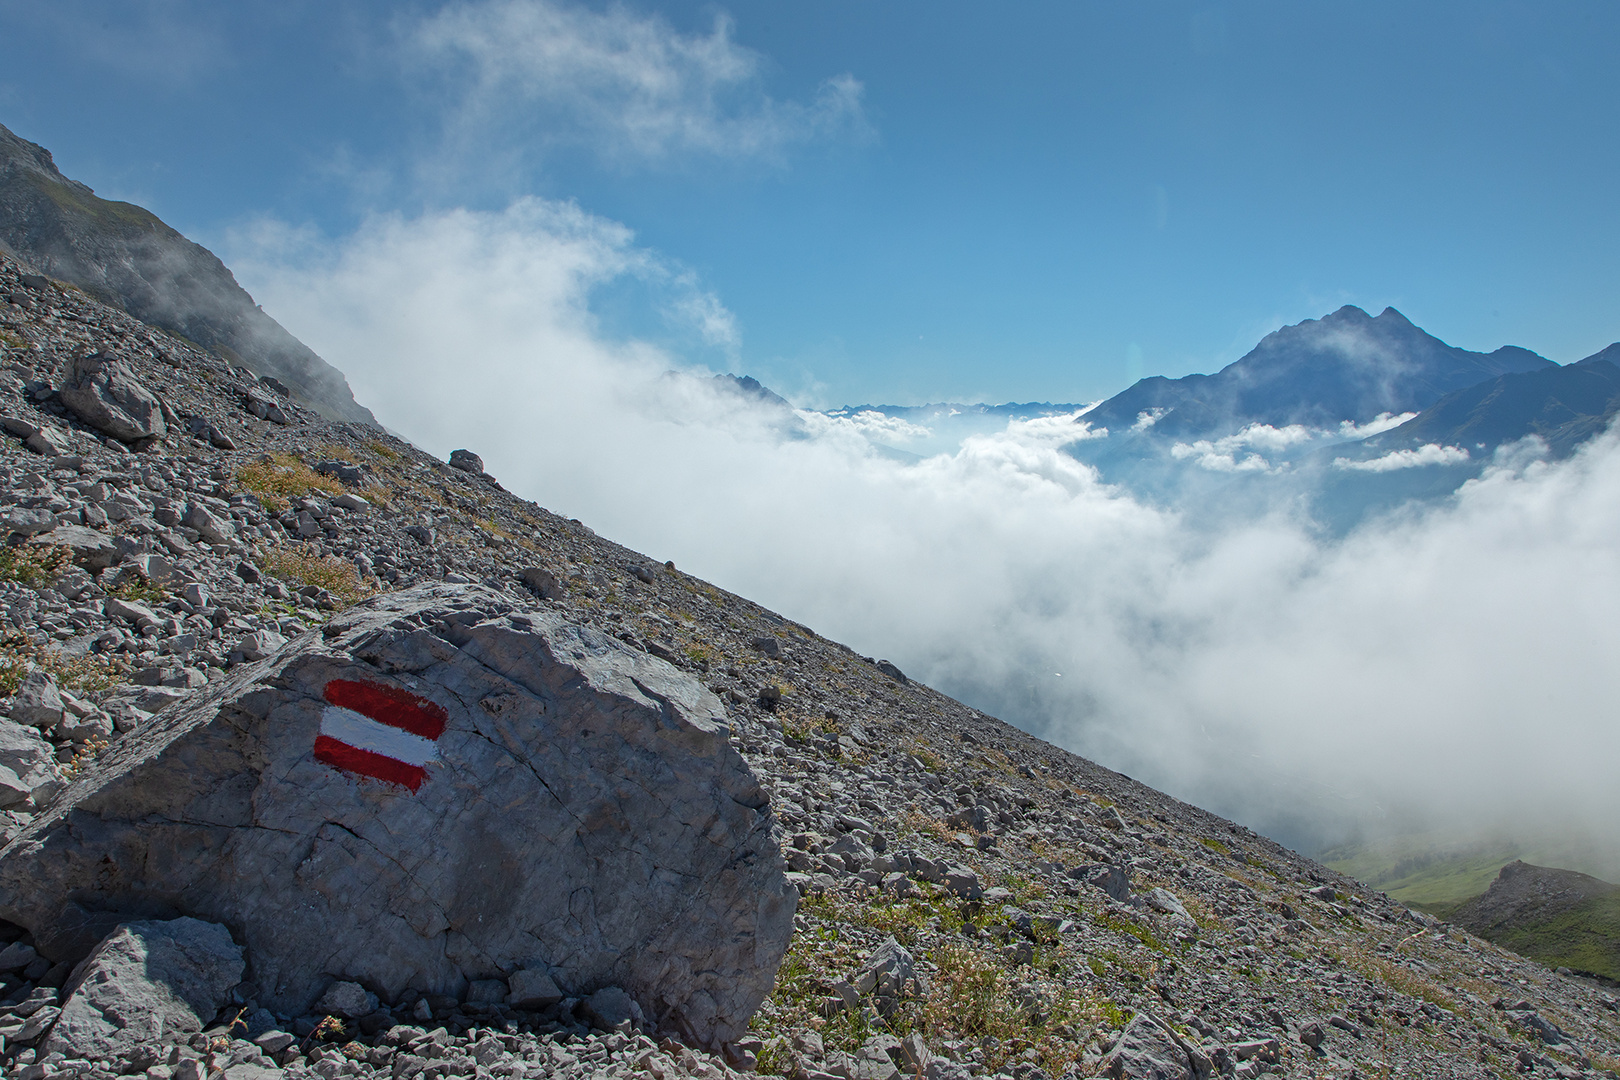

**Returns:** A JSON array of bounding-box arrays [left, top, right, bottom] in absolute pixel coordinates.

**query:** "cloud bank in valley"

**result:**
[[232, 199, 1620, 868]]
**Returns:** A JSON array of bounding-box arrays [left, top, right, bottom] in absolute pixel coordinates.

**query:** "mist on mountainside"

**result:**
[[231, 198, 1620, 877]]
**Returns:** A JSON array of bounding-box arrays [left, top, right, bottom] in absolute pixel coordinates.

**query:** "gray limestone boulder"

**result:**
[[448, 449, 484, 474], [59, 351, 167, 443], [0, 582, 794, 1048], [42, 917, 244, 1060], [9, 669, 65, 729], [1100, 1012, 1196, 1080], [0, 718, 58, 809], [4, 507, 57, 536], [31, 524, 118, 571], [507, 968, 563, 1008], [315, 980, 379, 1019]]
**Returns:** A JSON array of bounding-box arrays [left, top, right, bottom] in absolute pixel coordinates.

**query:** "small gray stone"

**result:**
[[506, 969, 563, 1009], [0, 940, 38, 972], [518, 567, 563, 601], [315, 980, 378, 1018], [9, 670, 65, 729], [26, 427, 74, 456], [234, 628, 288, 662], [184, 504, 234, 545], [1143, 888, 1190, 921], [42, 917, 244, 1060], [852, 938, 915, 997], [583, 986, 641, 1030], [255, 1030, 297, 1054], [106, 596, 160, 626], [942, 865, 982, 900], [30, 525, 117, 571]]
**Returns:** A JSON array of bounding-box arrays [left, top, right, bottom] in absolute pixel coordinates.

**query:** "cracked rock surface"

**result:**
[[0, 583, 793, 1047]]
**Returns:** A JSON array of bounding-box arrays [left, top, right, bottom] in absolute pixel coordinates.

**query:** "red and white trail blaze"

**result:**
[[314, 679, 447, 791]]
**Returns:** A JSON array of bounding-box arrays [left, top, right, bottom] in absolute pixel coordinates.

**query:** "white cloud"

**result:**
[[1334, 444, 1471, 472], [800, 410, 934, 446], [234, 202, 1620, 868], [1338, 411, 1417, 440], [1132, 407, 1167, 430], [406, 0, 870, 167], [1168, 423, 1313, 473]]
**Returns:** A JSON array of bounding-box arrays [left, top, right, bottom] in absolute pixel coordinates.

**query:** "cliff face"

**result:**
[[0, 122, 375, 427]]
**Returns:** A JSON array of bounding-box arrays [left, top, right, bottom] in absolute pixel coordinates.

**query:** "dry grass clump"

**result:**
[[1347, 953, 1458, 1012], [0, 632, 121, 697], [0, 544, 68, 589], [258, 547, 376, 607], [234, 453, 345, 509]]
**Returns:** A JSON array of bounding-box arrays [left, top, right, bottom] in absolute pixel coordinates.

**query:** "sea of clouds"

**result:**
[[231, 194, 1620, 871]]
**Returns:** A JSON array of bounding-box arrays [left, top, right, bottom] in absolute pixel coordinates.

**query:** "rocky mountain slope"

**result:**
[[0, 248, 1615, 1080], [1442, 864, 1620, 985], [0, 122, 374, 428]]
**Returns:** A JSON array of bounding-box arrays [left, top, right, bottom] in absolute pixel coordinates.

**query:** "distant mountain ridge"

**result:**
[[1442, 861, 1620, 982], [1358, 355, 1620, 461], [0, 121, 374, 426], [1084, 305, 1555, 437]]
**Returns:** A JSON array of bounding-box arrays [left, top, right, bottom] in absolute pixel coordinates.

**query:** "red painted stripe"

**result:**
[[322, 680, 447, 739], [314, 735, 429, 791]]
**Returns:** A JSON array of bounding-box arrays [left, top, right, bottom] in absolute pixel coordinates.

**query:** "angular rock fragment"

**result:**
[[519, 566, 564, 600], [0, 718, 58, 808], [59, 351, 167, 443], [448, 448, 484, 474], [1100, 1011, 1195, 1079], [0, 582, 794, 1047], [42, 917, 243, 1060], [507, 968, 563, 1008], [5, 506, 57, 536], [31, 524, 118, 570], [315, 979, 379, 1018]]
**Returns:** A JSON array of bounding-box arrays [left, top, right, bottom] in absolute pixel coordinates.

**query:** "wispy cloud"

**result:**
[[405, 0, 871, 168], [1335, 444, 1471, 472]]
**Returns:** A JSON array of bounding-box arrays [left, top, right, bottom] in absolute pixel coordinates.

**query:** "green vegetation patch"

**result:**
[[1435, 894, 1620, 982], [259, 547, 376, 607]]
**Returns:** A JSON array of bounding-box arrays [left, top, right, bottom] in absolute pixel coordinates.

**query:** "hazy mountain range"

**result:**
[[833, 305, 1620, 526]]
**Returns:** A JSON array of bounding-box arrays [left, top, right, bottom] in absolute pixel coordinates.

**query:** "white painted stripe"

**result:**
[[320, 706, 440, 766]]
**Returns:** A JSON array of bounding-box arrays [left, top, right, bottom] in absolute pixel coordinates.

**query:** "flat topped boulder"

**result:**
[[0, 583, 794, 1047]]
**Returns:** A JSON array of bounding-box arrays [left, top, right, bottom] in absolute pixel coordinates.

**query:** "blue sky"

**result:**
[[2, 0, 1617, 407]]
